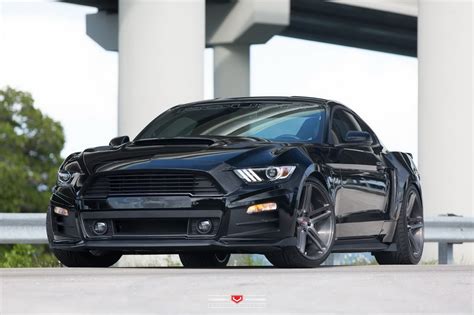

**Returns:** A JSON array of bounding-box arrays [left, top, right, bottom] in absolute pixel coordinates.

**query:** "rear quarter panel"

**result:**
[[383, 151, 422, 221]]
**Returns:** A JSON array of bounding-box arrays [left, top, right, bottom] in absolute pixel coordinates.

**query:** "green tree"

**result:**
[[0, 87, 64, 213], [0, 87, 64, 267]]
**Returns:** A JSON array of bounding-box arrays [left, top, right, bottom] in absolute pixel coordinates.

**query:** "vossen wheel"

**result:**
[[266, 178, 336, 268], [46, 208, 122, 267], [179, 252, 230, 268], [374, 185, 424, 265]]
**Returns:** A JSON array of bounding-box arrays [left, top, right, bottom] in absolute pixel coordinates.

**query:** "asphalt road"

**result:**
[[0, 265, 472, 314]]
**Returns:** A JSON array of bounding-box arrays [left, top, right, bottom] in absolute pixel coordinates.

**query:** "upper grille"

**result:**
[[83, 172, 222, 197]]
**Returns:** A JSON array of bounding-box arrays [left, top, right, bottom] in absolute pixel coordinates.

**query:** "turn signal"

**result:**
[[247, 202, 277, 214], [53, 206, 69, 216]]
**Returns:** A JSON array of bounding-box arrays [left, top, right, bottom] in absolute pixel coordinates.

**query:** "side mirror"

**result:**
[[344, 130, 373, 145], [109, 135, 130, 147]]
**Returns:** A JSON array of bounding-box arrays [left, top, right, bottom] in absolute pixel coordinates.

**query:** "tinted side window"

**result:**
[[331, 110, 360, 143]]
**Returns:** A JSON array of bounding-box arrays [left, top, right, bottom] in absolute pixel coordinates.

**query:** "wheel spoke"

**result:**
[[307, 227, 325, 251], [406, 192, 416, 217], [310, 210, 331, 225], [408, 231, 420, 253], [408, 216, 424, 230], [311, 204, 331, 216], [409, 222, 424, 230], [303, 184, 312, 210], [295, 182, 334, 260], [296, 226, 307, 254]]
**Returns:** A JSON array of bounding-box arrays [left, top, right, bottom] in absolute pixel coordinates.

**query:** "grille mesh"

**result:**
[[83, 172, 222, 197]]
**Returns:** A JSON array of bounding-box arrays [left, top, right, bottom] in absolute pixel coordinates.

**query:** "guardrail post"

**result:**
[[438, 242, 454, 264]]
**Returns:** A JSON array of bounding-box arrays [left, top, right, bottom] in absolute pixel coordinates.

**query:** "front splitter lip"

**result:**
[[50, 236, 297, 253]]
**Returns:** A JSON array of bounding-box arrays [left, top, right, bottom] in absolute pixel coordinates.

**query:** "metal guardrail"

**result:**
[[0, 213, 472, 264], [0, 213, 47, 244], [424, 215, 474, 264]]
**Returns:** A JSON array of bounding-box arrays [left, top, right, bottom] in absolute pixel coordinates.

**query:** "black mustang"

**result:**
[[47, 97, 424, 268]]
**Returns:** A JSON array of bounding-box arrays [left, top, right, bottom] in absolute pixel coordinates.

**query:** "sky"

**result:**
[[0, 0, 418, 162]]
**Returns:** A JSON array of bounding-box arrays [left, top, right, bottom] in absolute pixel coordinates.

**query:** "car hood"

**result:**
[[78, 137, 307, 174]]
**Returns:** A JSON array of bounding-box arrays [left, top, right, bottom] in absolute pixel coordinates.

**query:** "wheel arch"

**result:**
[[308, 172, 329, 191], [295, 163, 336, 209], [384, 152, 422, 220]]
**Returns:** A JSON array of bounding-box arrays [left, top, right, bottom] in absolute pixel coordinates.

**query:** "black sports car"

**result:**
[[47, 97, 424, 268]]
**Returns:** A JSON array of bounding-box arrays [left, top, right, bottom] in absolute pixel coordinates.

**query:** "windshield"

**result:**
[[136, 102, 326, 143]]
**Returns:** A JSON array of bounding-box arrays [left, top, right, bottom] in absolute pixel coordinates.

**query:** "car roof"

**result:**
[[172, 96, 347, 110]]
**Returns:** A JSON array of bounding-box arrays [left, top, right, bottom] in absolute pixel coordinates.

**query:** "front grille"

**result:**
[[114, 218, 189, 236], [83, 172, 222, 197]]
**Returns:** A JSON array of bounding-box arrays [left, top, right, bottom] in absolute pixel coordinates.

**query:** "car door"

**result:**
[[328, 108, 390, 238]]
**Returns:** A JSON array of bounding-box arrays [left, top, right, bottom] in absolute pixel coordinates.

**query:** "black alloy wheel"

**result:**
[[374, 185, 424, 264], [266, 178, 336, 268]]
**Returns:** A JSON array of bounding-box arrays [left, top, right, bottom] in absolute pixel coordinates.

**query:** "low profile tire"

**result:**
[[374, 185, 424, 265], [266, 178, 336, 268], [179, 252, 230, 268], [46, 208, 122, 267], [51, 249, 122, 268]]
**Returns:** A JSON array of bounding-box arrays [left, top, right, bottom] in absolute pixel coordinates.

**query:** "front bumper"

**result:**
[[49, 184, 299, 254], [51, 237, 298, 253]]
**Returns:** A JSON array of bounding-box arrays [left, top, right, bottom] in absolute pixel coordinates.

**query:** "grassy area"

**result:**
[[421, 259, 438, 265], [229, 254, 270, 267], [0, 244, 60, 268]]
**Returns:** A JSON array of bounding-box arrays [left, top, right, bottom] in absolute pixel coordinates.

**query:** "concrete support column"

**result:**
[[207, 0, 289, 98], [418, 1, 473, 262], [214, 45, 250, 98], [118, 0, 205, 137]]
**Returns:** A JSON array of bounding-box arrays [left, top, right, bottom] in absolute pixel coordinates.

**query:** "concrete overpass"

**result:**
[[60, 0, 472, 262]]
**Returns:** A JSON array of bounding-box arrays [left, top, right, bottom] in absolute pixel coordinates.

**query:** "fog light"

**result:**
[[197, 219, 213, 234], [247, 202, 277, 214], [93, 221, 108, 235], [53, 206, 69, 216]]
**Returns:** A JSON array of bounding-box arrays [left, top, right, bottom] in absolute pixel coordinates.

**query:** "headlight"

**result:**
[[57, 171, 73, 184], [234, 166, 296, 183], [57, 160, 83, 186]]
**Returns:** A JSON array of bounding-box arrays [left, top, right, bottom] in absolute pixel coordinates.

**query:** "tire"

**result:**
[[265, 178, 336, 268], [46, 208, 122, 267], [374, 185, 424, 265], [51, 249, 122, 268], [179, 252, 230, 268]]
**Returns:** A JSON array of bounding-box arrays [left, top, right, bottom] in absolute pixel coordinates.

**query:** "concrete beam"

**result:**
[[208, 0, 289, 98], [86, 11, 118, 51], [206, 0, 290, 46]]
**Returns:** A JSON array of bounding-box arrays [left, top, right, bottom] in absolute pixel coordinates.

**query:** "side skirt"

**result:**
[[336, 220, 397, 240], [332, 237, 397, 253]]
